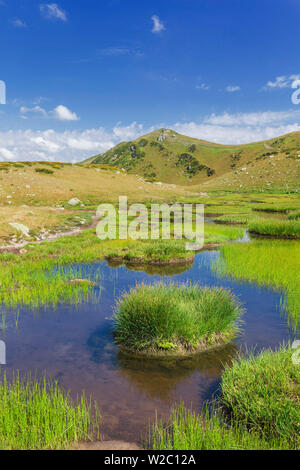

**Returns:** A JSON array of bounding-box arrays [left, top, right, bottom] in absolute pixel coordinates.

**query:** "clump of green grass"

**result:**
[[221, 347, 300, 447], [214, 214, 252, 225], [142, 240, 192, 261], [217, 240, 300, 327], [150, 346, 299, 450], [252, 204, 299, 213], [113, 283, 243, 354], [35, 168, 54, 175], [248, 218, 300, 238], [288, 210, 300, 220], [0, 374, 99, 450], [149, 404, 290, 450]]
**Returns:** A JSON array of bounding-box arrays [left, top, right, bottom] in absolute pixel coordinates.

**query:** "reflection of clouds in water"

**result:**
[[87, 323, 118, 367]]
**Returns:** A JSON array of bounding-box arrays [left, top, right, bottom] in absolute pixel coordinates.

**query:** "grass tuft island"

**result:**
[[113, 282, 243, 355]]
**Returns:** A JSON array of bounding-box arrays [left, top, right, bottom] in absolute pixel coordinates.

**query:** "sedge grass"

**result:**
[[150, 346, 299, 450], [149, 404, 291, 450], [248, 218, 300, 238], [0, 373, 99, 450], [288, 210, 300, 220], [113, 282, 243, 354], [216, 240, 300, 327], [221, 346, 300, 447], [213, 214, 252, 225]]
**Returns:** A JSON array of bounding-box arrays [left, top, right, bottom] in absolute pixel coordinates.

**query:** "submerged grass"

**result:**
[[0, 374, 99, 450], [150, 346, 299, 450], [216, 240, 300, 327], [113, 282, 243, 354]]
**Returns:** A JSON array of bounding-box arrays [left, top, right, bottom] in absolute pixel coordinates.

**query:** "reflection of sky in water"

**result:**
[[0, 250, 293, 442]]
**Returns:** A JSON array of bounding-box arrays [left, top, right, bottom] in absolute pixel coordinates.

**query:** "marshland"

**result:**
[[0, 175, 299, 449]]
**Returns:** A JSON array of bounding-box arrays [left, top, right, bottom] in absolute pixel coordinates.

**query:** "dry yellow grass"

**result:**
[[0, 206, 84, 242], [196, 152, 300, 191], [0, 163, 194, 206], [0, 163, 196, 242]]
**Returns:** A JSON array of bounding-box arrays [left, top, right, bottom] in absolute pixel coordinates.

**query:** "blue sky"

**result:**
[[0, 0, 300, 162]]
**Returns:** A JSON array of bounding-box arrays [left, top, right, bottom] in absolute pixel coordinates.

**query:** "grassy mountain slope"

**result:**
[[85, 129, 300, 188]]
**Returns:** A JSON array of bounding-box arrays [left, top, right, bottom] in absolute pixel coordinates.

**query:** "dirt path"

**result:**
[[0, 214, 99, 254]]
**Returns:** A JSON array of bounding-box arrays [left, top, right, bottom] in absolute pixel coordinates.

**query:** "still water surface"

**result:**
[[0, 250, 293, 443]]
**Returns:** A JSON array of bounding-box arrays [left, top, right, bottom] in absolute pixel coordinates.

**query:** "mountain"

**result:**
[[84, 129, 300, 188]]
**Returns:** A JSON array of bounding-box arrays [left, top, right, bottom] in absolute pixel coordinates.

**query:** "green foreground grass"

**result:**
[[150, 347, 299, 450], [221, 347, 300, 446], [114, 283, 243, 354], [0, 374, 99, 450], [216, 240, 300, 327]]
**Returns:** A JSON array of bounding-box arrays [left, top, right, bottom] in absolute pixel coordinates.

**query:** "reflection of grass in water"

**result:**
[[215, 240, 300, 328], [116, 343, 237, 402], [150, 347, 299, 450], [0, 374, 99, 450]]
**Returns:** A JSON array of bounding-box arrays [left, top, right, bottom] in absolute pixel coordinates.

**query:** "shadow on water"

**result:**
[[0, 249, 295, 442]]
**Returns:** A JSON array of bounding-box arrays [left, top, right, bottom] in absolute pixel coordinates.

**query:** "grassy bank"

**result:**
[[150, 405, 289, 450], [249, 218, 300, 238], [150, 347, 299, 450], [221, 347, 300, 447], [0, 374, 99, 450], [213, 214, 252, 225], [216, 240, 300, 327], [113, 283, 243, 354], [288, 210, 300, 220]]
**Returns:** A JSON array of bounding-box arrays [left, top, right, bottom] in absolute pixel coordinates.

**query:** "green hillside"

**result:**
[[85, 129, 300, 188]]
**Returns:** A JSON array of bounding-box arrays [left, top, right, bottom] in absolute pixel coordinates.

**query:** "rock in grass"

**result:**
[[9, 223, 30, 238], [68, 198, 82, 207], [113, 282, 243, 355]]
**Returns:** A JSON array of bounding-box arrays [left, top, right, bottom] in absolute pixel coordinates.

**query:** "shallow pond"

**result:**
[[0, 250, 294, 443]]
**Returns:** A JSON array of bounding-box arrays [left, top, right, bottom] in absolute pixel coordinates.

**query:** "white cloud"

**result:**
[[1, 110, 300, 162], [0, 148, 14, 160], [53, 105, 79, 121], [292, 79, 300, 89], [225, 85, 240, 92], [174, 109, 300, 144], [196, 83, 210, 90], [0, 125, 144, 163], [20, 104, 79, 121], [40, 3, 67, 22], [20, 105, 48, 118], [265, 74, 300, 89], [12, 19, 27, 28], [151, 15, 165, 33], [203, 110, 300, 126]]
